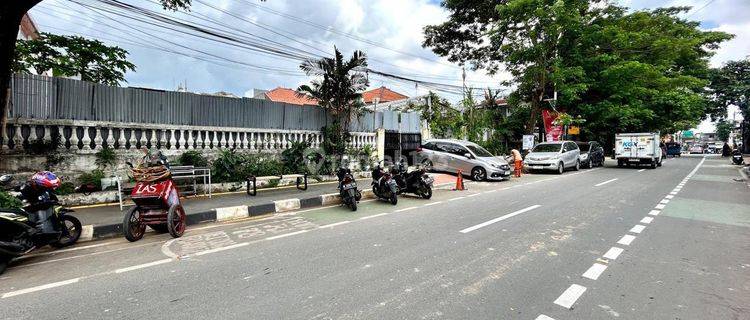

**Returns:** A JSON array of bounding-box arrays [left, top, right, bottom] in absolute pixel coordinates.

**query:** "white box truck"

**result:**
[[615, 132, 663, 168]]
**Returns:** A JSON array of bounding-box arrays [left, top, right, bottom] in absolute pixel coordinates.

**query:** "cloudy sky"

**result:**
[[30, 0, 748, 130]]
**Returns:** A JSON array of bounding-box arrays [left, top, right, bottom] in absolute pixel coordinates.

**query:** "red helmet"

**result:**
[[30, 171, 61, 190]]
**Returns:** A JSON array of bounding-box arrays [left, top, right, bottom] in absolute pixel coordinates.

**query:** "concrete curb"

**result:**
[[81, 186, 386, 242]]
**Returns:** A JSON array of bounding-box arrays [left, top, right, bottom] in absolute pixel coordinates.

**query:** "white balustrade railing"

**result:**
[[2, 119, 377, 153]]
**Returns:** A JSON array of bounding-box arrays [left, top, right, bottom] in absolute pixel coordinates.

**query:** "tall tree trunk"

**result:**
[[526, 90, 542, 135], [0, 1, 41, 146]]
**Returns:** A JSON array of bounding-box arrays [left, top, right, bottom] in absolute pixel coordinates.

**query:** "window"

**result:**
[[422, 142, 437, 150], [532, 143, 562, 153], [566, 142, 579, 151], [450, 144, 470, 156], [466, 145, 493, 157], [577, 143, 591, 152]]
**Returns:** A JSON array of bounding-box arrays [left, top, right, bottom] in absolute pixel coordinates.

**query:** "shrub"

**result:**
[[211, 149, 245, 183], [94, 146, 117, 170], [77, 169, 106, 191], [0, 190, 22, 209], [211, 150, 285, 183], [177, 150, 208, 167], [281, 140, 312, 174], [56, 181, 75, 195]]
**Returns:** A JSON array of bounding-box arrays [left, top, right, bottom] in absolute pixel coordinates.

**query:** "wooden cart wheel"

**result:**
[[123, 206, 146, 242], [167, 204, 186, 238]]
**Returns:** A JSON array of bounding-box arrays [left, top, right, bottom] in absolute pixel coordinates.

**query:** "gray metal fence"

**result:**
[[9, 74, 420, 133]]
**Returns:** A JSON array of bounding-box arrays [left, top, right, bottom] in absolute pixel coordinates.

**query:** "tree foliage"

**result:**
[[14, 33, 136, 86], [298, 47, 369, 158], [715, 120, 732, 142], [708, 59, 750, 120]]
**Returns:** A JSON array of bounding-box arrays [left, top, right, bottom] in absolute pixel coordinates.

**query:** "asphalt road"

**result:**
[[1, 156, 748, 320]]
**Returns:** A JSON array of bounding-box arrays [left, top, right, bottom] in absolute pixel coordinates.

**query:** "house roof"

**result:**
[[362, 86, 408, 104], [19, 13, 40, 40], [264, 87, 318, 106]]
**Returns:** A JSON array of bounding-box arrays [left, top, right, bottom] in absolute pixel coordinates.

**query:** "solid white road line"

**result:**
[[594, 178, 618, 187], [582, 263, 608, 280], [630, 225, 646, 234], [359, 212, 390, 220], [466, 193, 480, 197], [665, 195, 674, 199], [603, 247, 624, 260], [394, 206, 418, 212], [554, 284, 587, 309], [535, 315, 556, 320], [640, 217, 654, 224], [648, 210, 660, 216], [459, 205, 542, 233], [266, 230, 309, 240], [194, 242, 250, 256], [637, 169, 646, 172], [423, 201, 443, 206], [655, 204, 666, 210], [617, 234, 636, 246], [318, 220, 352, 228], [115, 259, 172, 274], [2, 278, 80, 298]]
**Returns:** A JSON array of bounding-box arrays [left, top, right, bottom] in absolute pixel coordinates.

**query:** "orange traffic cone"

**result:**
[[453, 170, 466, 191]]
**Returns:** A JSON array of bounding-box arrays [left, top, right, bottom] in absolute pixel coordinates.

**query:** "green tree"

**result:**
[[708, 59, 750, 121], [0, 0, 191, 150], [424, 0, 596, 134], [298, 47, 369, 159], [715, 120, 732, 142], [14, 33, 135, 86], [569, 7, 732, 143], [406, 91, 464, 139]]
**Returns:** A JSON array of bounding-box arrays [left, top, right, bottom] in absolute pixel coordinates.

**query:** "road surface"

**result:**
[[1, 156, 748, 320]]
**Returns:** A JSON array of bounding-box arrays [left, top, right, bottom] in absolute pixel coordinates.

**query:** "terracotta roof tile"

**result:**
[[264, 87, 318, 106], [362, 86, 408, 104]]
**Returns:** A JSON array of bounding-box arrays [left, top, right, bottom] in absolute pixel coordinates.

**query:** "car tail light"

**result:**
[[417, 147, 423, 152]]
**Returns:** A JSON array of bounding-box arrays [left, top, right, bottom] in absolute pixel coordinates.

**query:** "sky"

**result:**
[[29, 0, 749, 132]]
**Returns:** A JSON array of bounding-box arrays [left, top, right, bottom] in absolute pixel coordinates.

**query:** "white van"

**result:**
[[615, 132, 663, 168]]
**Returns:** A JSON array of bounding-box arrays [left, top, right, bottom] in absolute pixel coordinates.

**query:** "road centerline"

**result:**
[[554, 284, 587, 309], [459, 205, 542, 234], [594, 178, 618, 187]]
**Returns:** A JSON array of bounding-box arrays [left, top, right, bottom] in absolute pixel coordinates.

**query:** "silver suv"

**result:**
[[524, 141, 581, 174], [416, 139, 511, 181]]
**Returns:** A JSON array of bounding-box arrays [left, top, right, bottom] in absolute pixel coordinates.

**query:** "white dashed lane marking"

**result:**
[[603, 247, 624, 260], [648, 210, 661, 216], [629, 225, 646, 234], [640, 217, 654, 224], [554, 284, 587, 309], [594, 178, 618, 187], [459, 205, 541, 234], [115, 259, 172, 274], [655, 204, 666, 210], [535, 315, 555, 320], [582, 263, 608, 280], [2, 278, 80, 299], [617, 235, 636, 246]]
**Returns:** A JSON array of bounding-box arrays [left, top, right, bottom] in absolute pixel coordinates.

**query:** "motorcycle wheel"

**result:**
[[167, 204, 186, 238], [350, 201, 357, 212], [355, 190, 362, 201], [390, 194, 398, 205], [123, 206, 146, 242], [420, 186, 433, 199], [50, 215, 82, 248]]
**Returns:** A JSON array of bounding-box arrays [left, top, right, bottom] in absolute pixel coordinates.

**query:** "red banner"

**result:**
[[542, 110, 563, 142]]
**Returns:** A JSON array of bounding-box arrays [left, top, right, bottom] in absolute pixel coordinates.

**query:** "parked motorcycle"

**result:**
[[371, 161, 399, 205], [732, 150, 744, 165], [336, 167, 362, 211], [392, 161, 433, 199], [0, 172, 82, 275]]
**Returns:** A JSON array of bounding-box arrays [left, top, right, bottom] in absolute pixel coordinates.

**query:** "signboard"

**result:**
[[568, 126, 580, 135], [522, 135, 535, 150], [682, 130, 694, 138], [542, 110, 563, 142]]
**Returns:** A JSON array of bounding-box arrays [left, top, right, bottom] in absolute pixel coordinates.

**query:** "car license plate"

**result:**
[[532, 166, 543, 170]]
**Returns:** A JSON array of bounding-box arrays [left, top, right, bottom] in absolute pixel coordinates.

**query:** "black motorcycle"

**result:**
[[0, 174, 82, 275], [392, 161, 433, 199], [336, 167, 362, 211], [732, 150, 744, 165], [371, 162, 399, 205]]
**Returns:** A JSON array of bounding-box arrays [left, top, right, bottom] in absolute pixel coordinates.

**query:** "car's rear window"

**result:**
[[577, 143, 590, 152]]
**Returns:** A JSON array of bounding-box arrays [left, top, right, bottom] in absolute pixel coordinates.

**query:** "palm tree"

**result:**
[[298, 46, 369, 160]]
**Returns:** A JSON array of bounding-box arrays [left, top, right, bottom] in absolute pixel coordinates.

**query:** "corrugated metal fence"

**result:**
[[9, 74, 421, 133]]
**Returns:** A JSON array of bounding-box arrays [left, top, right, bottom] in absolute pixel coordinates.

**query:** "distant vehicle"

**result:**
[[689, 145, 704, 154], [665, 142, 682, 157], [615, 132, 663, 168], [524, 141, 581, 174], [575, 141, 604, 168], [417, 139, 511, 181]]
